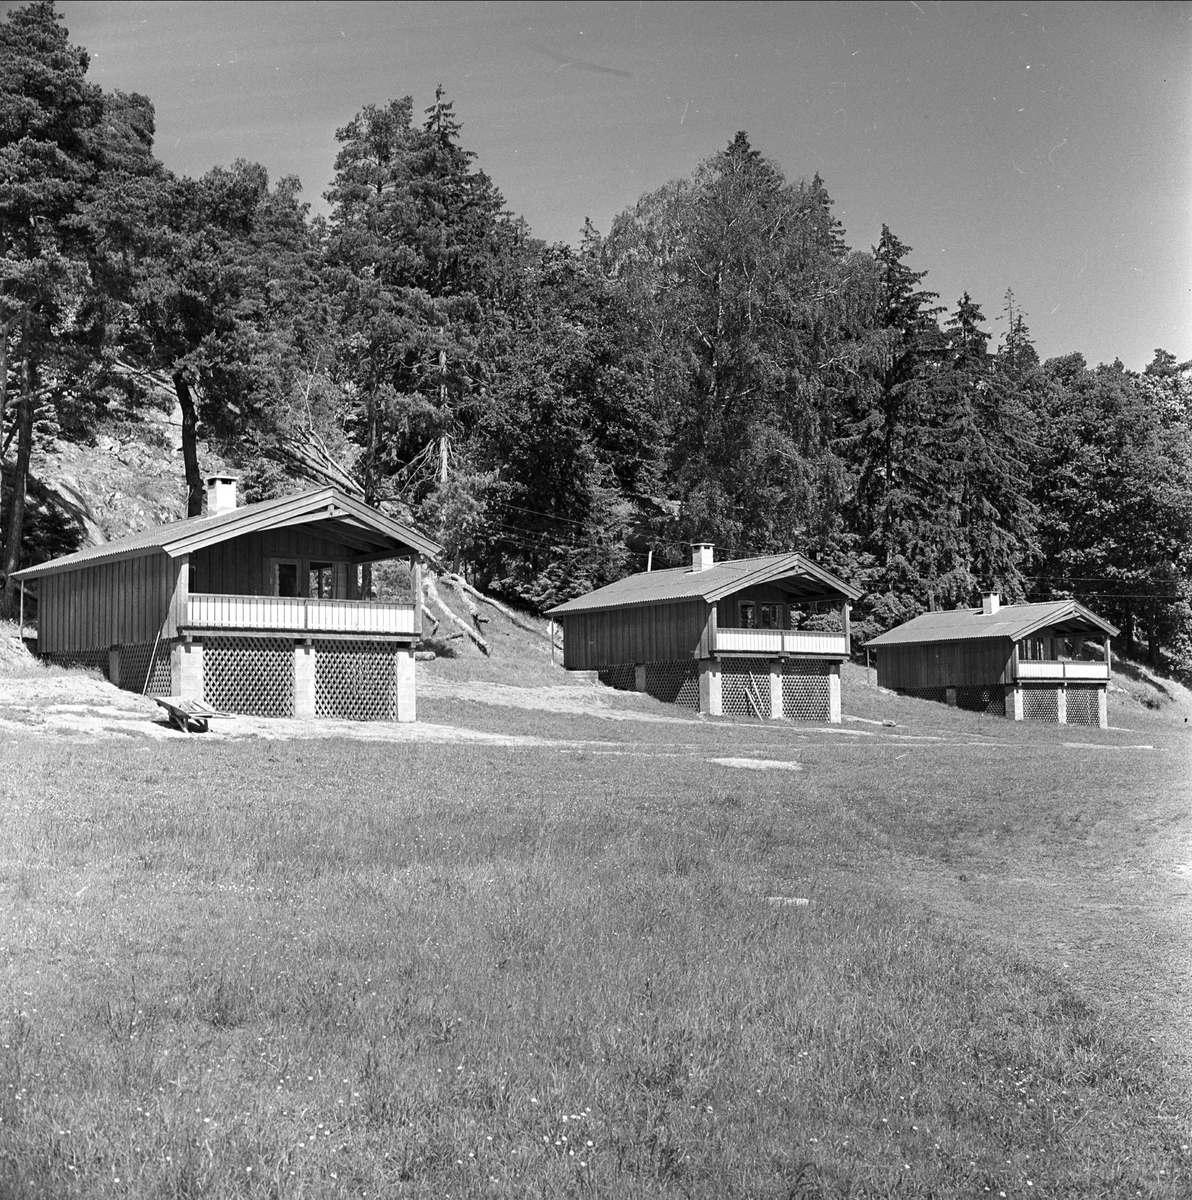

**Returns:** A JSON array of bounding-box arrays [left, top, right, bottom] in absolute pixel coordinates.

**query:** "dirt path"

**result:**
[[891, 754, 1192, 1098]]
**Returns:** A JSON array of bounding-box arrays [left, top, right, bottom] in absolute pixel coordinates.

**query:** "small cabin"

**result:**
[[11, 478, 442, 722], [864, 594, 1118, 728], [547, 544, 861, 722]]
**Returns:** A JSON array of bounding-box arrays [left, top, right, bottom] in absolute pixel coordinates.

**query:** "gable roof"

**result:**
[[548, 552, 861, 616], [11, 487, 442, 581], [865, 600, 1118, 647]]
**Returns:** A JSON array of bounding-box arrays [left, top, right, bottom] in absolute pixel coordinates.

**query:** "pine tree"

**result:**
[[0, 0, 102, 612]]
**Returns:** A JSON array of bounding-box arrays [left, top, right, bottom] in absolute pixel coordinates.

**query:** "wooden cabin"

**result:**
[[864, 593, 1118, 728], [11, 477, 442, 722], [548, 544, 861, 722]]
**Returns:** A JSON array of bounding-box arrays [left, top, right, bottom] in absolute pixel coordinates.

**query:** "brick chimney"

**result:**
[[205, 475, 238, 515], [981, 592, 1001, 615], [691, 543, 714, 572]]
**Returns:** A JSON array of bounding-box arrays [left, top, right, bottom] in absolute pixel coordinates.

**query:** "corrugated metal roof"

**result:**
[[865, 600, 1118, 646], [548, 552, 861, 615], [11, 487, 442, 581]]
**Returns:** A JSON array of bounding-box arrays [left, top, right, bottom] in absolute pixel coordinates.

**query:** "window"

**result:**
[[759, 603, 781, 629], [275, 561, 300, 597], [739, 602, 756, 628], [309, 562, 334, 599]]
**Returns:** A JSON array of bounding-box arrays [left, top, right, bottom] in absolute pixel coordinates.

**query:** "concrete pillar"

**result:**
[[396, 646, 416, 723], [945, 687, 957, 707], [108, 645, 121, 688], [769, 660, 783, 719], [699, 658, 721, 716], [171, 639, 203, 700], [828, 664, 842, 724], [1097, 686, 1108, 729], [1009, 685, 1023, 721], [635, 663, 647, 692], [1056, 684, 1067, 725], [294, 641, 316, 719]]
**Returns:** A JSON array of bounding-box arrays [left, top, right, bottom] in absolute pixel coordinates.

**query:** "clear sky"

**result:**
[[47, 0, 1192, 369]]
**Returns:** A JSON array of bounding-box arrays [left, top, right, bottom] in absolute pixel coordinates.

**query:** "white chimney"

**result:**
[[205, 475, 238, 515], [692, 543, 714, 572], [981, 592, 1001, 615]]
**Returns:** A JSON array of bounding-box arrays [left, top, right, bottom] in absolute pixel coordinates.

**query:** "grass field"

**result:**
[[1, 640, 1191, 1198]]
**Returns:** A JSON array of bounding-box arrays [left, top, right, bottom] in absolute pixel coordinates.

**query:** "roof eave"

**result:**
[[705, 554, 862, 602], [11, 543, 168, 582], [10, 487, 443, 580]]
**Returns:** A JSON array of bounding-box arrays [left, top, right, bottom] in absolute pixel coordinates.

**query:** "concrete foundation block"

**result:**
[[396, 647, 416, 723], [294, 643, 316, 719]]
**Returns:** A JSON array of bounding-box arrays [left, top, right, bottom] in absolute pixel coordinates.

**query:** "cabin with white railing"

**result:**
[[864, 594, 1118, 728], [547, 544, 861, 722], [11, 478, 442, 723]]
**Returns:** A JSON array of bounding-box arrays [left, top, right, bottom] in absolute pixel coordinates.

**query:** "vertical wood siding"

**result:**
[[876, 639, 1014, 689], [560, 601, 711, 670], [37, 551, 181, 652], [191, 530, 387, 596]]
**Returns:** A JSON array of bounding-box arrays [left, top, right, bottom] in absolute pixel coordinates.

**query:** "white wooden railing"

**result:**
[[714, 628, 848, 656], [1015, 660, 1109, 681], [186, 593, 417, 635]]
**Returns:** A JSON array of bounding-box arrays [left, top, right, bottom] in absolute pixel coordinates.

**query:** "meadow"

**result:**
[[1, 665, 1190, 1198]]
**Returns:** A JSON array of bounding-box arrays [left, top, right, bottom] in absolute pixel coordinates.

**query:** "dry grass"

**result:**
[[2, 708, 1190, 1198]]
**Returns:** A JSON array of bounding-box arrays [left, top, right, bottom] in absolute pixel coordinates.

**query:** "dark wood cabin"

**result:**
[[12, 479, 442, 722], [547, 544, 861, 722], [864, 594, 1118, 728]]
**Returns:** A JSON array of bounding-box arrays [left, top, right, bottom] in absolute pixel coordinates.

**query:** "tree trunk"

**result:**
[[1, 312, 34, 618], [0, 314, 9, 546], [173, 371, 204, 517]]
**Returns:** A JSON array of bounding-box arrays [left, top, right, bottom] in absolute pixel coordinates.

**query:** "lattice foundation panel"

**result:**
[[314, 640, 398, 721], [644, 660, 700, 710], [782, 659, 831, 721], [722, 658, 773, 718], [204, 637, 294, 717], [42, 647, 110, 679], [1066, 685, 1100, 727], [956, 686, 1006, 717], [117, 641, 172, 695], [598, 663, 636, 692], [1022, 684, 1059, 723]]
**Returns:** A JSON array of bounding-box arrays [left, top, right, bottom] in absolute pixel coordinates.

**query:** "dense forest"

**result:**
[[2, 2, 1190, 671]]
